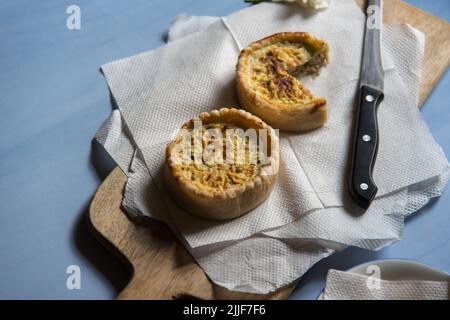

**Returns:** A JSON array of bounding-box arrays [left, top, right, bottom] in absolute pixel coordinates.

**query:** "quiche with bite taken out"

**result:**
[[236, 32, 330, 132]]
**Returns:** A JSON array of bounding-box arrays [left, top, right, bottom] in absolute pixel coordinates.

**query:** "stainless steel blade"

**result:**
[[360, 0, 384, 91]]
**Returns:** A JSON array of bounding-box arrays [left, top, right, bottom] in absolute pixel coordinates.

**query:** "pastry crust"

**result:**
[[165, 108, 279, 220], [236, 32, 329, 132]]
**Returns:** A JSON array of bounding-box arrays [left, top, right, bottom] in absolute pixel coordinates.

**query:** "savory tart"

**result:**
[[236, 32, 329, 131], [165, 108, 279, 220]]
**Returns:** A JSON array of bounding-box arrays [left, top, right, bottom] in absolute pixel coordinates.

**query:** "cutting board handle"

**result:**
[[89, 168, 294, 300], [116, 270, 212, 300]]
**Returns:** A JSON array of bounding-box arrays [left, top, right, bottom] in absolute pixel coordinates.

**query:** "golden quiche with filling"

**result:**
[[236, 32, 330, 131], [165, 108, 279, 220]]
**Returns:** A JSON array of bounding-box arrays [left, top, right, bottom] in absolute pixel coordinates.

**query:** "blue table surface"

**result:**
[[0, 0, 449, 300]]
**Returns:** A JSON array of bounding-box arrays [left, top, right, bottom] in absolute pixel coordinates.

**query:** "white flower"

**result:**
[[272, 0, 330, 10]]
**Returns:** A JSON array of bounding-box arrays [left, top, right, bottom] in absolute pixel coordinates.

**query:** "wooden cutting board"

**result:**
[[88, 0, 450, 300]]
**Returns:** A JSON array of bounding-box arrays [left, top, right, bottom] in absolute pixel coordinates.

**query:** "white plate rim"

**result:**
[[317, 258, 449, 300]]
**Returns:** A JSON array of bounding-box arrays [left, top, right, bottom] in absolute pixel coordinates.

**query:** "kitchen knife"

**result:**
[[349, 0, 385, 209]]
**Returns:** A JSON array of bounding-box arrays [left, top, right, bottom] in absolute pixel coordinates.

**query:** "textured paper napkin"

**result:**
[[323, 269, 450, 300], [96, 0, 450, 293]]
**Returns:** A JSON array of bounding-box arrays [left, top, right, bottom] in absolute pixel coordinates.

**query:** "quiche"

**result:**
[[236, 32, 329, 131], [164, 108, 279, 220]]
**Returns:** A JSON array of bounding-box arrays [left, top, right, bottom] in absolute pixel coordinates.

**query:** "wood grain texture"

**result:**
[[89, 0, 450, 300], [88, 167, 295, 300]]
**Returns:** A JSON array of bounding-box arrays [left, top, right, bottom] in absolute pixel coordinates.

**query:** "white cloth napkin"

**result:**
[[95, 0, 450, 293], [323, 269, 450, 300]]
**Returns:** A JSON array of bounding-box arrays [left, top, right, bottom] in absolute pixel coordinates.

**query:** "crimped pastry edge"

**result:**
[[164, 107, 279, 220]]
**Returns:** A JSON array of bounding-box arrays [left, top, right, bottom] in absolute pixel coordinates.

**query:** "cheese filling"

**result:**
[[171, 123, 262, 192], [248, 41, 325, 105]]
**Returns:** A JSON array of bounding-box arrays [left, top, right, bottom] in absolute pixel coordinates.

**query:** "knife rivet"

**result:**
[[360, 183, 369, 190], [362, 135, 371, 142], [365, 95, 374, 102]]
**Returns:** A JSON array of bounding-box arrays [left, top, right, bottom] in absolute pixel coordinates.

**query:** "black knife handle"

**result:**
[[349, 85, 384, 209]]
